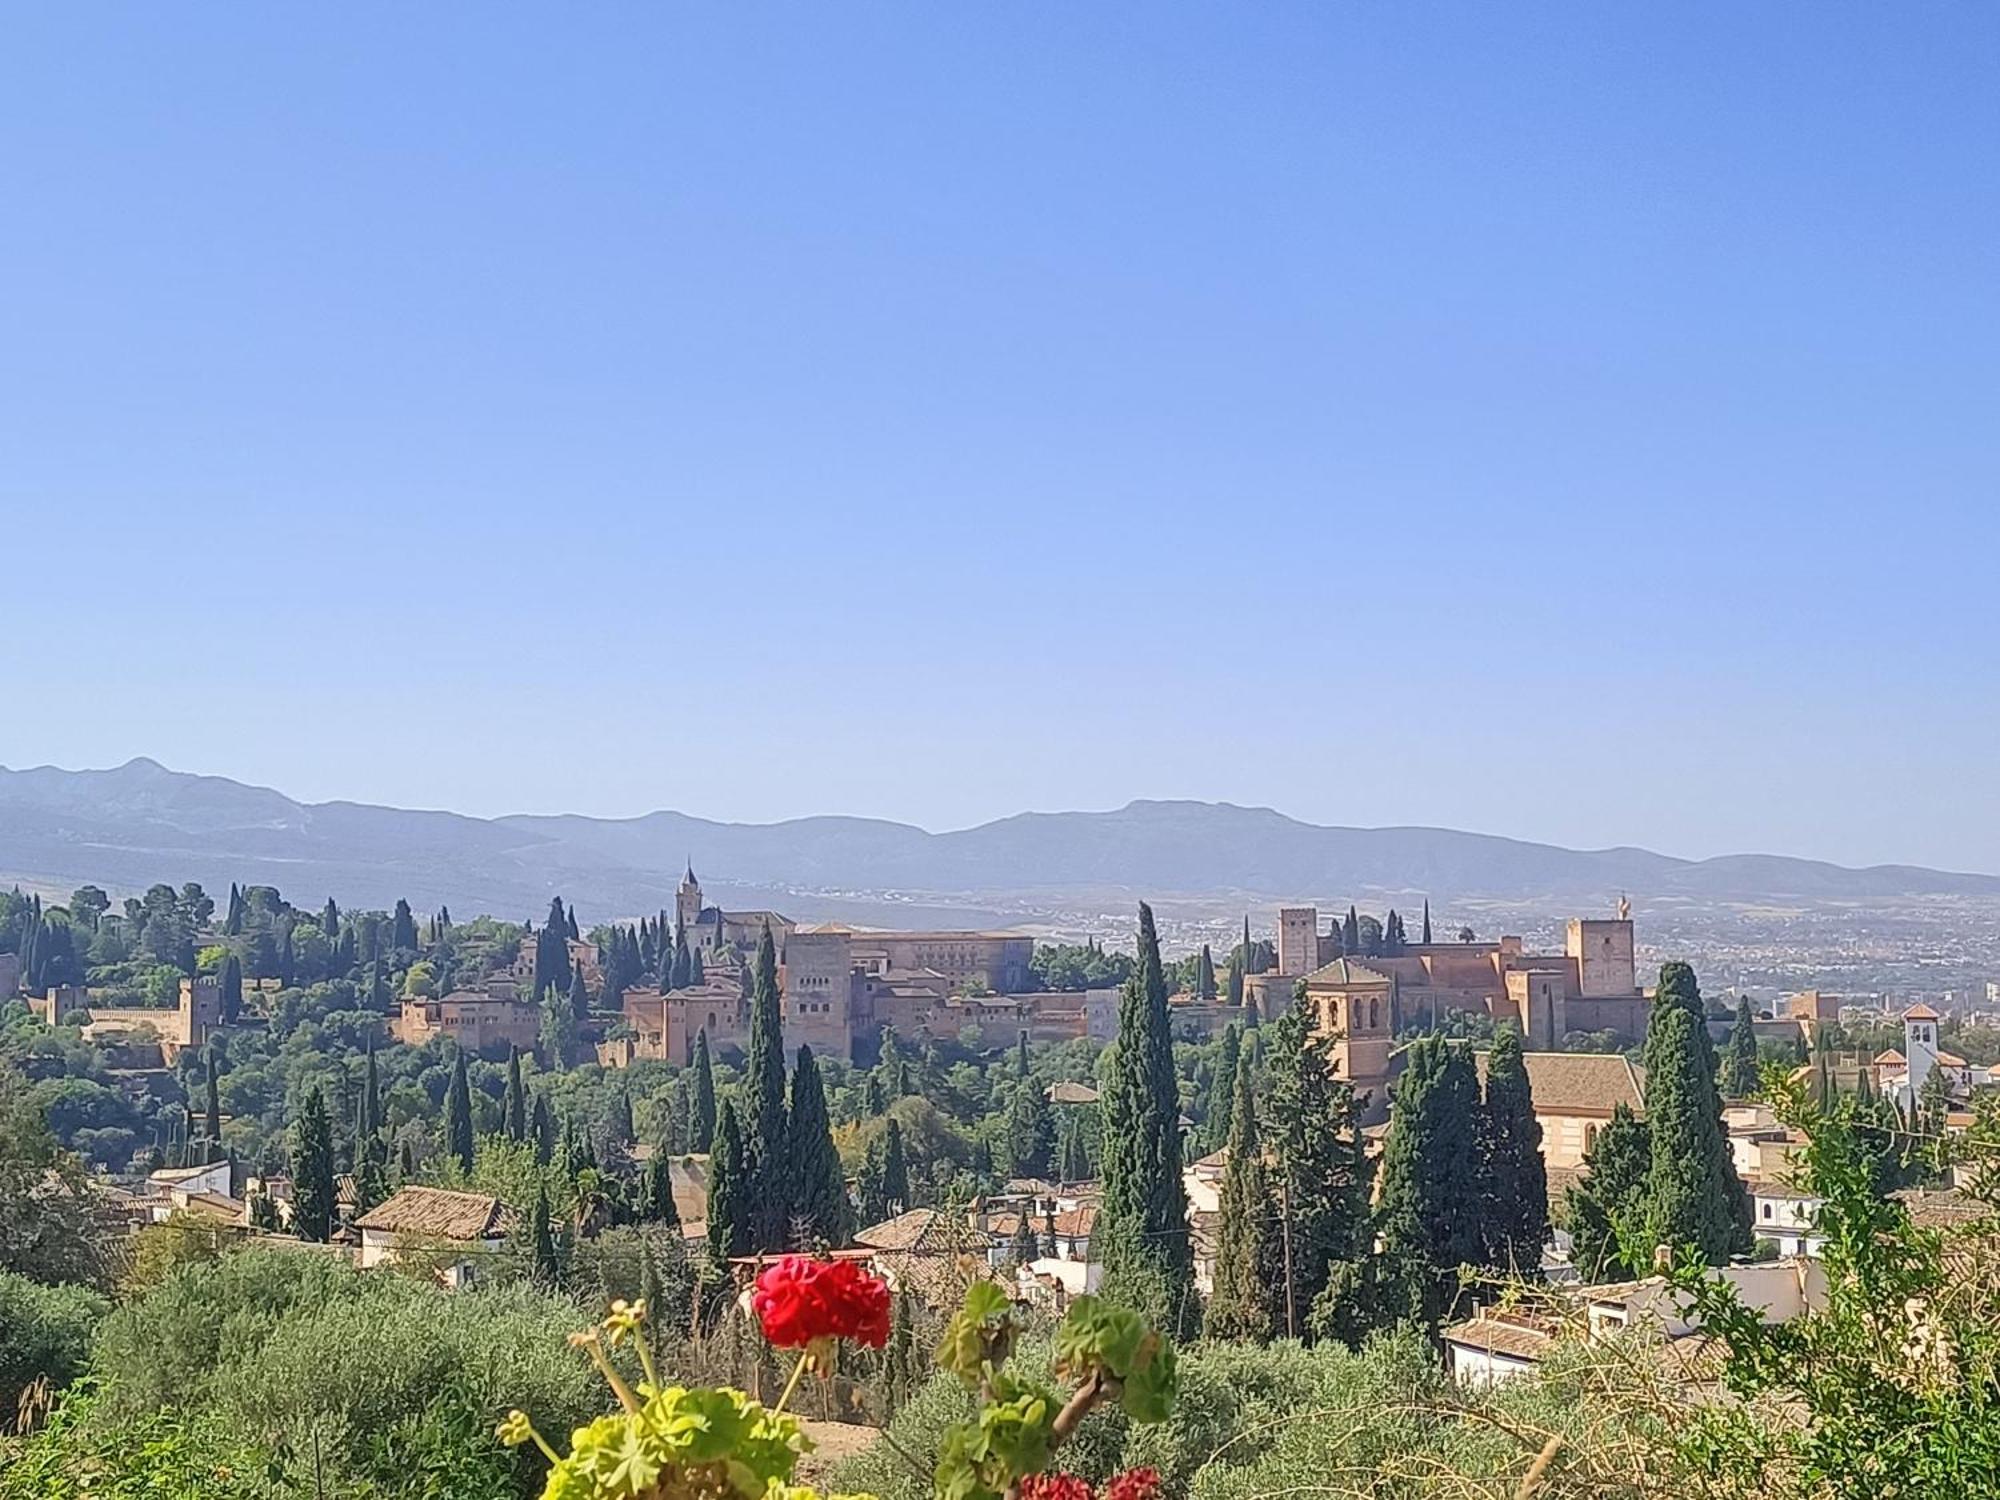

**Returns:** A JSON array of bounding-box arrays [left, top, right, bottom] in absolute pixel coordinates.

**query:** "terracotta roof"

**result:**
[[353, 1186, 514, 1241], [1442, 1313, 1556, 1363], [1903, 1003, 1941, 1021], [1045, 1081, 1100, 1105], [1305, 957, 1395, 988], [1894, 1187, 1993, 1229], [1473, 1050, 1646, 1117], [1874, 1048, 1907, 1066], [1936, 1050, 1970, 1068], [852, 1208, 989, 1253]]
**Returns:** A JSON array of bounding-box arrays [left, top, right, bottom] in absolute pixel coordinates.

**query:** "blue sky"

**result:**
[[4, 6, 1997, 871]]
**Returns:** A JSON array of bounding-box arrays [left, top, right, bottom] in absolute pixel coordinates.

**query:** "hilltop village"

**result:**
[[4, 865, 1996, 1496]]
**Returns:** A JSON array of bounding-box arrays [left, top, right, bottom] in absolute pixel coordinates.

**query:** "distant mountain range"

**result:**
[[0, 757, 1993, 923]]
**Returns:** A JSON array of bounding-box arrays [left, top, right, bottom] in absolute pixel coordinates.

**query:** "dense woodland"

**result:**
[[3, 876, 1997, 1497]]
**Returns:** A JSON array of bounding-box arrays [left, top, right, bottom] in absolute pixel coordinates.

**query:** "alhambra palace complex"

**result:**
[[391, 866, 1654, 1106]]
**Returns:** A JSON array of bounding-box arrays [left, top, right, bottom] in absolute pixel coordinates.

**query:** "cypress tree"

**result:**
[[1008, 1214, 1039, 1266], [1225, 945, 1244, 1008], [1721, 999, 1761, 1099], [1005, 1079, 1056, 1180], [1266, 997, 1373, 1339], [1195, 943, 1217, 1001], [642, 1152, 683, 1230], [707, 1102, 750, 1264], [504, 1045, 528, 1141], [1208, 1023, 1242, 1152], [1421, 899, 1432, 946], [204, 1046, 222, 1141], [1057, 1114, 1092, 1184], [391, 898, 418, 952], [1205, 1061, 1280, 1341], [689, 946, 705, 986], [1478, 1025, 1548, 1276], [1643, 1000, 1751, 1262], [1098, 902, 1195, 1330], [692, 1030, 717, 1151], [568, 965, 591, 1025], [1375, 1033, 1482, 1327], [1566, 1104, 1651, 1281], [363, 1035, 381, 1139], [1343, 906, 1360, 954], [224, 882, 244, 936], [1016, 1030, 1031, 1080], [532, 1093, 555, 1165], [742, 922, 790, 1250], [219, 954, 243, 1024], [446, 1046, 475, 1175], [531, 1185, 559, 1285], [881, 1116, 910, 1212], [786, 1046, 849, 1248], [292, 1086, 336, 1243]]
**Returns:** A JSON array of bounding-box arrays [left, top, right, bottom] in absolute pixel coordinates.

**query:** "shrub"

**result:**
[[0, 1270, 108, 1430]]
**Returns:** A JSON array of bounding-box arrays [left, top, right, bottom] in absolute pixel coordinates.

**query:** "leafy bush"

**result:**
[[0, 1270, 108, 1429]]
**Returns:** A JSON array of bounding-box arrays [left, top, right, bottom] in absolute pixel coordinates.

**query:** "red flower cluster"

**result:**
[[1102, 1468, 1162, 1500], [1019, 1468, 1159, 1500], [751, 1256, 891, 1349], [1018, 1475, 1092, 1500]]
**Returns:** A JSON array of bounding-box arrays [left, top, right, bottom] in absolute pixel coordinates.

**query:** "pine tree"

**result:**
[[445, 1046, 475, 1175], [504, 1046, 528, 1141], [292, 1086, 336, 1243], [1098, 903, 1195, 1331], [742, 922, 790, 1250], [1643, 961, 1751, 1262], [881, 1117, 910, 1212], [531, 1186, 560, 1284], [1205, 1062, 1280, 1341], [787, 1046, 849, 1248], [707, 1102, 751, 1264], [692, 1030, 717, 1152], [203, 1046, 222, 1142], [1005, 1079, 1056, 1180], [1721, 999, 1761, 1099], [1478, 1025, 1548, 1275], [1375, 1033, 1482, 1327], [1566, 1104, 1651, 1281]]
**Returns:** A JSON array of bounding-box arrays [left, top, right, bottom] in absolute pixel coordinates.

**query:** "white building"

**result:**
[[352, 1186, 513, 1288]]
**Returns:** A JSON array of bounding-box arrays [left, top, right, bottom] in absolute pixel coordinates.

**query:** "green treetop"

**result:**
[[1375, 1032, 1482, 1328], [742, 923, 790, 1251], [1478, 1024, 1548, 1276]]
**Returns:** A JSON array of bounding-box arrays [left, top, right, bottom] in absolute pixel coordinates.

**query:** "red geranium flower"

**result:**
[[751, 1256, 891, 1349], [1103, 1468, 1162, 1500], [1018, 1474, 1093, 1500]]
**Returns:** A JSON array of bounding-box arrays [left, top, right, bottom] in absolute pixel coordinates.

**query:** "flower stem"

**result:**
[[771, 1349, 811, 1416]]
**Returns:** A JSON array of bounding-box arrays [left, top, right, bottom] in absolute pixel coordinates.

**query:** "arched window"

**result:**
[[1368, 997, 1380, 1030]]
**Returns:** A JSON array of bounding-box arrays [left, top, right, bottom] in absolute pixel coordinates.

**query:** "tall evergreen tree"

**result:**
[[880, 1116, 910, 1212], [1008, 1214, 1039, 1266], [641, 1152, 683, 1230], [224, 882, 244, 936], [742, 922, 791, 1250], [1343, 906, 1360, 954], [1721, 998, 1761, 1099], [786, 1046, 849, 1248], [1266, 998, 1373, 1340], [1225, 943, 1244, 1008], [1478, 1025, 1548, 1275], [532, 1093, 555, 1165], [692, 1030, 717, 1152], [531, 1185, 559, 1285], [1205, 1061, 1281, 1341], [1643, 996, 1751, 1262], [503, 1045, 528, 1141], [391, 898, 418, 951], [1016, 1030, 1031, 1080], [219, 953, 243, 1024], [1207, 1023, 1242, 1152], [203, 1046, 222, 1142], [1566, 1103, 1651, 1281], [1421, 899, 1433, 946], [357, 1035, 381, 1140], [1098, 902, 1195, 1330], [445, 1046, 475, 1175], [1005, 1078, 1056, 1180], [1375, 1033, 1482, 1327], [292, 1086, 336, 1243], [688, 947, 705, 986], [1057, 1113, 1092, 1184], [568, 965, 591, 1025], [706, 1102, 750, 1264], [1194, 943, 1217, 1001]]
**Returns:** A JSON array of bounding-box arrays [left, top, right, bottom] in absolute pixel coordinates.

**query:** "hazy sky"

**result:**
[[5, 7, 1997, 871]]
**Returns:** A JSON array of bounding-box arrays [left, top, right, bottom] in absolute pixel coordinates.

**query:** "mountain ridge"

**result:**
[[0, 757, 1993, 917]]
